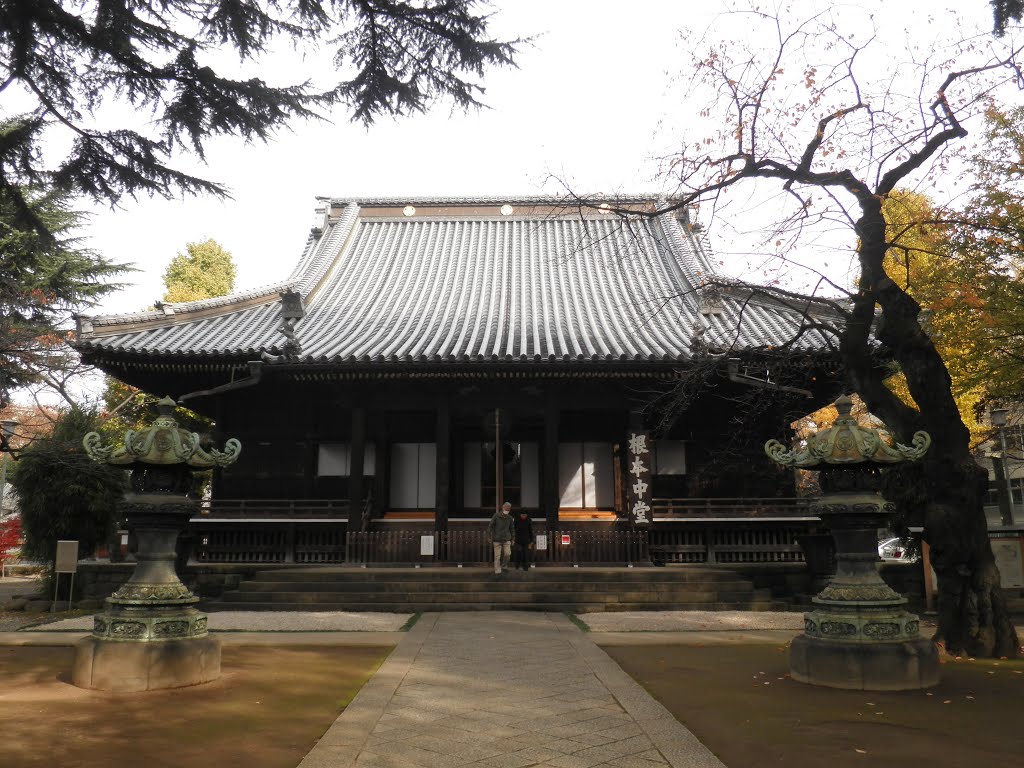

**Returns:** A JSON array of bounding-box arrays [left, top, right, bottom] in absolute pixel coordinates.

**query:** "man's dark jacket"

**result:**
[[513, 514, 533, 545]]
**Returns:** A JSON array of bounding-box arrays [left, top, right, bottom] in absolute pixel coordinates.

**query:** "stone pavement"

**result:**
[[298, 611, 726, 768]]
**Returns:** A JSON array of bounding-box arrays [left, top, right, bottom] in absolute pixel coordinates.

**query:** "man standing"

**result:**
[[512, 508, 534, 571], [487, 502, 514, 575]]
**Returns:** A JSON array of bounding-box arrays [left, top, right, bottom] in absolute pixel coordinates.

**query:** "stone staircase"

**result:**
[[206, 566, 788, 612]]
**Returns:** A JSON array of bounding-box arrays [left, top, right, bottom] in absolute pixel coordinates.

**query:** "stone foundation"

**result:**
[[72, 634, 221, 692], [789, 633, 939, 690]]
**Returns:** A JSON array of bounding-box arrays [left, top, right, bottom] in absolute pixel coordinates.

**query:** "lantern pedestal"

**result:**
[[72, 634, 221, 692], [790, 629, 938, 690], [71, 494, 220, 692], [765, 395, 939, 691], [76, 398, 239, 692], [788, 496, 939, 690]]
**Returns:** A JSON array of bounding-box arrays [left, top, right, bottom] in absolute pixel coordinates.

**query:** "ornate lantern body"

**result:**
[[765, 395, 939, 690], [72, 398, 240, 691]]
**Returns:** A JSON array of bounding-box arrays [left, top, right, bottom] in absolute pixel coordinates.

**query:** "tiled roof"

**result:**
[[77, 197, 839, 364]]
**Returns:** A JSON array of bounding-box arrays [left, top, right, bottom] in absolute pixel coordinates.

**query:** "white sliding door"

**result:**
[[558, 442, 613, 508], [390, 442, 436, 508]]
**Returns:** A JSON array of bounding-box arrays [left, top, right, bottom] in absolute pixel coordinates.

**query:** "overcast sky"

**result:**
[[76, 0, 1013, 315]]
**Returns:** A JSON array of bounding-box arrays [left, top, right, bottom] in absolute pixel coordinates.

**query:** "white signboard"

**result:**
[[55, 540, 79, 574], [535, 534, 547, 551], [992, 538, 1024, 588], [420, 534, 435, 556]]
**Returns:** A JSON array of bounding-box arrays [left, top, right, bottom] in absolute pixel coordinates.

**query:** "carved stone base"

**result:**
[[91, 606, 209, 641], [803, 607, 921, 643], [72, 634, 221, 692], [789, 633, 939, 690]]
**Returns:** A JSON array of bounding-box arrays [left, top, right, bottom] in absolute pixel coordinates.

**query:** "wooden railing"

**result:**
[[652, 497, 813, 519], [194, 497, 812, 521], [194, 498, 350, 519], [194, 527, 651, 565], [649, 524, 808, 565], [344, 530, 649, 565], [189, 497, 817, 565]]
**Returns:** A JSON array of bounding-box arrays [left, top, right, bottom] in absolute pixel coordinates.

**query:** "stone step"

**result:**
[[235, 579, 760, 594], [210, 564, 788, 613], [207, 599, 784, 613], [219, 588, 767, 605], [244, 567, 746, 584]]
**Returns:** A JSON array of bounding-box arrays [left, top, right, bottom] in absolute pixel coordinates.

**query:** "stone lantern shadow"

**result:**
[[765, 394, 939, 690], [73, 397, 241, 692]]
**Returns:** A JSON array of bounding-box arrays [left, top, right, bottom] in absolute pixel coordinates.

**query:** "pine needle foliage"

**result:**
[[993, 0, 1024, 35], [0, 1, 523, 239], [0, 174, 126, 404]]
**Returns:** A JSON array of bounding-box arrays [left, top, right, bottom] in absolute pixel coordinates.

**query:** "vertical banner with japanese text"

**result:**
[[627, 432, 652, 526]]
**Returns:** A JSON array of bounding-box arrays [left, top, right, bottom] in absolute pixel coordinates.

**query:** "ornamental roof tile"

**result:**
[[76, 197, 839, 364]]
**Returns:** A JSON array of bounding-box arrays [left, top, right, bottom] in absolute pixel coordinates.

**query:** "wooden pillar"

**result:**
[[348, 407, 366, 533], [303, 440, 317, 498], [211, 397, 226, 499], [543, 403, 560, 531], [304, 401, 318, 498], [435, 401, 451, 532], [285, 523, 296, 564], [377, 420, 390, 514]]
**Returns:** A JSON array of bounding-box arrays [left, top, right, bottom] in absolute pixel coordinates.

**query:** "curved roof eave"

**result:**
[[78, 194, 844, 366]]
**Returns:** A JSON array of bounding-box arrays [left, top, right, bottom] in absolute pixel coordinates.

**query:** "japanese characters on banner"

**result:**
[[627, 432, 652, 526]]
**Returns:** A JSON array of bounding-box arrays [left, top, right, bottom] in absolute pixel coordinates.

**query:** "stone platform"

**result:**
[[71, 634, 222, 692], [789, 633, 940, 690]]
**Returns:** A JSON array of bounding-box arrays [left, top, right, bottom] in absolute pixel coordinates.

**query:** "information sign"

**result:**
[[992, 537, 1024, 588], [55, 540, 79, 573], [626, 431, 652, 526], [53, 540, 79, 613]]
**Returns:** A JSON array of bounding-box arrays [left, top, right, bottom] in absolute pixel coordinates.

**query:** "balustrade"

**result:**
[[190, 497, 817, 565]]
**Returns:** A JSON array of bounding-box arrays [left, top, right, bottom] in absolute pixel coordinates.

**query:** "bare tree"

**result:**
[[614, 7, 1021, 657]]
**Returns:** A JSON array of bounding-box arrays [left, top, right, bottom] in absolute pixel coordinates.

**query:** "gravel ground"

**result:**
[[4, 577, 807, 634], [25, 610, 414, 632], [18, 609, 810, 634], [0, 613, 41, 632], [0, 576, 46, 632], [0, 576, 42, 599], [579, 610, 808, 632]]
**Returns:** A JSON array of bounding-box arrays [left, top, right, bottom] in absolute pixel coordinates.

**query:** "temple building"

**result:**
[[76, 196, 843, 564]]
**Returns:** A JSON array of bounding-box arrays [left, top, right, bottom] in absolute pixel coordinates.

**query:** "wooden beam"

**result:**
[[543, 403, 560, 531], [436, 401, 451, 532], [349, 407, 366, 533]]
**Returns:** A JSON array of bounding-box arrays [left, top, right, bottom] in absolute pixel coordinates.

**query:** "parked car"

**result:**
[[878, 537, 919, 562]]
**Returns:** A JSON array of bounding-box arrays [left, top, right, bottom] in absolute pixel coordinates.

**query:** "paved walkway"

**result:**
[[298, 611, 725, 768]]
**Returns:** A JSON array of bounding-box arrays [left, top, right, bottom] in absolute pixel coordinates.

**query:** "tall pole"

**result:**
[[494, 408, 502, 511], [998, 426, 1016, 526], [991, 409, 1015, 527]]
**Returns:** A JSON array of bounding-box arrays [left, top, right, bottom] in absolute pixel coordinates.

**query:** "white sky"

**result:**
[[69, 0, 1015, 315]]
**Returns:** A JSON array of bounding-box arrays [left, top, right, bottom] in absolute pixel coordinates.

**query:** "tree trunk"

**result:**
[[849, 205, 1019, 658]]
